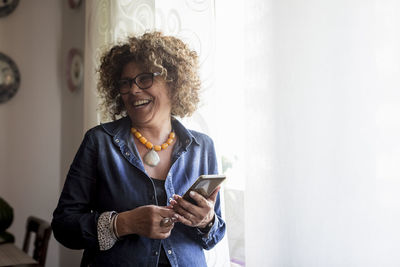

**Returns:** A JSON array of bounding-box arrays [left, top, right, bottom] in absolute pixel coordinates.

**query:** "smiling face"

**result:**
[[120, 61, 172, 127]]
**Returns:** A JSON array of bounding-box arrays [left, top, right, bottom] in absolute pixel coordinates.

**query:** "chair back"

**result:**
[[22, 216, 52, 266]]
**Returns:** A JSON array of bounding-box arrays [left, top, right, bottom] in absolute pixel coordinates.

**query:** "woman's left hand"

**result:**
[[168, 186, 220, 229]]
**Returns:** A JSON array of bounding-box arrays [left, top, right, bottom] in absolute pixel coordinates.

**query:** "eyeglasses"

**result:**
[[118, 72, 160, 94]]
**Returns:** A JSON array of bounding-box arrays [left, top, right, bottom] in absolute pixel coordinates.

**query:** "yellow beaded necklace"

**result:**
[[131, 127, 175, 167]]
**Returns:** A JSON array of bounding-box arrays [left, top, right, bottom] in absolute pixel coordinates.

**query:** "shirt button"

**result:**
[[167, 250, 172, 255], [154, 251, 158, 256], [125, 152, 130, 156], [115, 139, 120, 143]]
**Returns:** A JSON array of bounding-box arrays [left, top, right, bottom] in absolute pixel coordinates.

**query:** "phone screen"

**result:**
[[182, 174, 226, 204]]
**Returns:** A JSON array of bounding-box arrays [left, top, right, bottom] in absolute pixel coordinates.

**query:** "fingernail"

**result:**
[[173, 214, 179, 220], [173, 194, 179, 200], [189, 191, 195, 197], [169, 198, 173, 203]]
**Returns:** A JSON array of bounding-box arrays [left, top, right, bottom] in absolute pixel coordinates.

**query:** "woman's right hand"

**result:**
[[116, 205, 178, 239]]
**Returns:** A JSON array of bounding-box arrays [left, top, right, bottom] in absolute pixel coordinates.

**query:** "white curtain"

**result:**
[[84, 0, 156, 132], [238, 0, 400, 266]]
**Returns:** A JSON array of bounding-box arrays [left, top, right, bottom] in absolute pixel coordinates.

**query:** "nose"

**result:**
[[130, 82, 142, 94]]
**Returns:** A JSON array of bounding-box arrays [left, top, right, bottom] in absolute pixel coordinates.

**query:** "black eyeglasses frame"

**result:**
[[118, 72, 161, 94]]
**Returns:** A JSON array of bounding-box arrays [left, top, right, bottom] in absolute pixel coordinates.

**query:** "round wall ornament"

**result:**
[[0, 52, 20, 104], [68, 0, 82, 9], [66, 48, 83, 92], [0, 0, 19, 18]]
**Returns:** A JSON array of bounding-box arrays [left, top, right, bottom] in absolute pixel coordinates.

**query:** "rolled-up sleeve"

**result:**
[[191, 137, 226, 250]]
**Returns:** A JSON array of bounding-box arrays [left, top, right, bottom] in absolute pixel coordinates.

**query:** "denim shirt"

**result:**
[[52, 117, 226, 267]]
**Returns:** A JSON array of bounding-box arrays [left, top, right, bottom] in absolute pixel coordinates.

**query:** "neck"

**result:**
[[132, 117, 173, 144]]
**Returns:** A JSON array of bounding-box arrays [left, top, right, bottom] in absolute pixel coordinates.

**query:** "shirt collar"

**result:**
[[100, 116, 131, 137], [100, 116, 200, 148], [171, 118, 200, 148]]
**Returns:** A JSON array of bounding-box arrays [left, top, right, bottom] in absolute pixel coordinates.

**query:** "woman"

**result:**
[[52, 32, 225, 266]]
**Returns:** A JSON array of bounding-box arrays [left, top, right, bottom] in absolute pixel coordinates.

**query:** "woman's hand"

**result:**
[[116, 205, 178, 239], [169, 187, 220, 229]]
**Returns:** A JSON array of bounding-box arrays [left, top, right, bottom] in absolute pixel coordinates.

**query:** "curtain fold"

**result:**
[[83, 0, 156, 132], [83, 0, 109, 131]]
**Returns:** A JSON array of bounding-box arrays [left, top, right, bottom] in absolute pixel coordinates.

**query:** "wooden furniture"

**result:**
[[22, 217, 51, 266], [0, 243, 39, 266]]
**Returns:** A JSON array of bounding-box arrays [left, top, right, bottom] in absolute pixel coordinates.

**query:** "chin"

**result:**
[[128, 111, 155, 126]]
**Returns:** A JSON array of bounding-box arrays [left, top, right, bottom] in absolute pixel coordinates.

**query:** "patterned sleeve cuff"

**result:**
[[97, 211, 118, 251]]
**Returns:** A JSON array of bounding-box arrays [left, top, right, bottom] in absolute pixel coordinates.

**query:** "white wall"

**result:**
[[0, 1, 61, 266], [0, 1, 84, 266], [59, 0, 85, 266]]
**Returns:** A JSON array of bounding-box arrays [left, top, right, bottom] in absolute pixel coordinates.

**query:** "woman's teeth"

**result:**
[[133, 99, 151, 107]]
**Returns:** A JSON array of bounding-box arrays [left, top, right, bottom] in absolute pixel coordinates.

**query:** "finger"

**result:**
[[157, 206, 178, 218], [172, 204, 202, 226], [173, 213, 194, 226], [172, 203, 192, 219], [168, 199, 178, 207], [208, 186, 221, 202], [159, 223, 174, 233], [173, 194, 201, 214], [187, 191, 208, 208], [160, 217, 173, 227], [157, 229, 173, 239]]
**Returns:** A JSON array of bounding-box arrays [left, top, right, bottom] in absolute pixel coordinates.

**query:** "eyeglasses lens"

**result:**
[[118, 73, 154, 94], [136, 74, 153, 89]]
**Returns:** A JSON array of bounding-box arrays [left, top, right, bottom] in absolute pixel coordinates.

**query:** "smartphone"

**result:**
[[182, 174, 226, 205]]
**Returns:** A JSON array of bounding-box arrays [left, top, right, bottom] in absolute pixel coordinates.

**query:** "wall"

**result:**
[[59, 0, 85, 266], [0, 108, 5, 192], [0, 1, 85, 266]]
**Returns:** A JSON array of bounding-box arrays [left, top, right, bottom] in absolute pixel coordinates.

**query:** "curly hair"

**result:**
[[97, 31, 201, 121]]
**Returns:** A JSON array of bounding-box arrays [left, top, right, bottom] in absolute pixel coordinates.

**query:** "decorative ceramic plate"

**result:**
[[66, 48, 83, 92], [68, 0, 82, 9], [0, 0, 19, 18], [0, 52, 20, 103]]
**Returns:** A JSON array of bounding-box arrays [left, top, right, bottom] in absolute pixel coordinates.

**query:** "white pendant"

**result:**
[[143, 149, 160, 167]]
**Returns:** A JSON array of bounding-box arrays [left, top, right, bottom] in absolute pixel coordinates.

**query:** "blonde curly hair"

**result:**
[[97, 31, 201, 121]]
